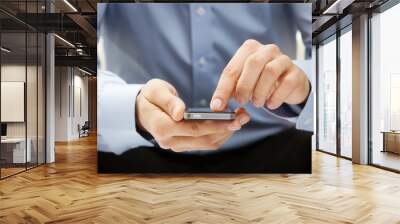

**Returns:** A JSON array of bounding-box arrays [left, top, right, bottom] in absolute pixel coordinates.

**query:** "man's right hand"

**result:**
[[135, 79, 250, 152]]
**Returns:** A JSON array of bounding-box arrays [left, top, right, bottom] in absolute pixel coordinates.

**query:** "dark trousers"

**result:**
[[98, 128, 312, 173]]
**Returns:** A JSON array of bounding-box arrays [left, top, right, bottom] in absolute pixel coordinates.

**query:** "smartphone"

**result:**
[[184, 108, 235, 121]]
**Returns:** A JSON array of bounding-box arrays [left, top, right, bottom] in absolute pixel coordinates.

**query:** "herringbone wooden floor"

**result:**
[[1, 135, 400, 224]]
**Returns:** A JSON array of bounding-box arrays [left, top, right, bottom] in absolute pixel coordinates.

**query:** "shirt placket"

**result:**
[[190, 4, 213, 108]]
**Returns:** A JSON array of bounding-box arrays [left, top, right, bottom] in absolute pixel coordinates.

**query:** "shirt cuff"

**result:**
[[261, 92, 309, 125], [98, 83, 153, 155]]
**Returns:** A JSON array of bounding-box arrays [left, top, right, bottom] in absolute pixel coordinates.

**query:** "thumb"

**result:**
[[143, 79, 186, 121]]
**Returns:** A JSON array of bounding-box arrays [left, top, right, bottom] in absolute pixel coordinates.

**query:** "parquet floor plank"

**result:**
[[1, 135, 400, 223]]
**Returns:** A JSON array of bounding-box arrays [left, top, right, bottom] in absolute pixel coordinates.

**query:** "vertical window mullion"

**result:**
[[36, 0, 39, 167], [25, 0, 28, 171], [337, 28, 341, 157], [316, 44, 320, 151], [367, 11, 373, 165]]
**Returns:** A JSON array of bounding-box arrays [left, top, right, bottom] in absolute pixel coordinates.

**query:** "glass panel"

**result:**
[[27, 31, 38, 169], [38, 32, 45, 165], [339, 29, 352, 158], [26, 0, 39, 169], [318, 37, 337, 154], [1, 30, 27, 177], [371, 4, 400, 171], [0, 1, 46, 179]]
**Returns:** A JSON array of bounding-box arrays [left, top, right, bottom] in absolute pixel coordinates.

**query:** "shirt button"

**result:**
[[196, 7, 206, 16], [199, 99, 208, 107], [198, 56, 207, 66]]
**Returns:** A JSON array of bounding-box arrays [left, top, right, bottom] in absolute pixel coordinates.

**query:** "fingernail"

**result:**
[[253, 101, 264, 108], [239, 116, 250, 125], [228, 124, 241, 131], [172, 104, 182, 120], [267, 102, 277, 110], [211, 98, 223, 110]]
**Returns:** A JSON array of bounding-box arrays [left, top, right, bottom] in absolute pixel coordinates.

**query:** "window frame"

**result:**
[[315, 22, 353, 161], [367, 0, 400, 173]]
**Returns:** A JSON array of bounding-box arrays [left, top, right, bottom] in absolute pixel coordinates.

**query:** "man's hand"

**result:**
[[136, 79, 250, 152], [210, 39, 310, 111]]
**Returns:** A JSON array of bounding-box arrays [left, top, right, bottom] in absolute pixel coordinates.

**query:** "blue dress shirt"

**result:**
[[97, 3, 314, 155]]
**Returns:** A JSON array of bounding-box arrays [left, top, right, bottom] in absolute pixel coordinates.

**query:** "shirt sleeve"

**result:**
[[261, 59, 314, 132], [289, 3, 312, 58], [97, 69, 153, 155]]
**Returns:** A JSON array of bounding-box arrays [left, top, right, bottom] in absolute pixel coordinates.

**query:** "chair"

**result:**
[[79, 121, 90, 138]]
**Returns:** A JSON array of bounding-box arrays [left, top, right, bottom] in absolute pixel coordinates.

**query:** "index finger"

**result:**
[[210, 39, 261, 111]]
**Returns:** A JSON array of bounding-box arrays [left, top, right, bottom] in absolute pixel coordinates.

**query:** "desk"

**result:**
[[381, 131, 400, 154], [1, 138, 31, 163]]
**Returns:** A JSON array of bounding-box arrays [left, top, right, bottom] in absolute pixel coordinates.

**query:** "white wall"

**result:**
[[55, 67, 89, 141], [1, 65, 41, 138], [1, 63, 46, 163], [71, 74, 89, 138], [1, 65, 26, 133], [55, 66, 70, 141], [1, 82, 25, 122]]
